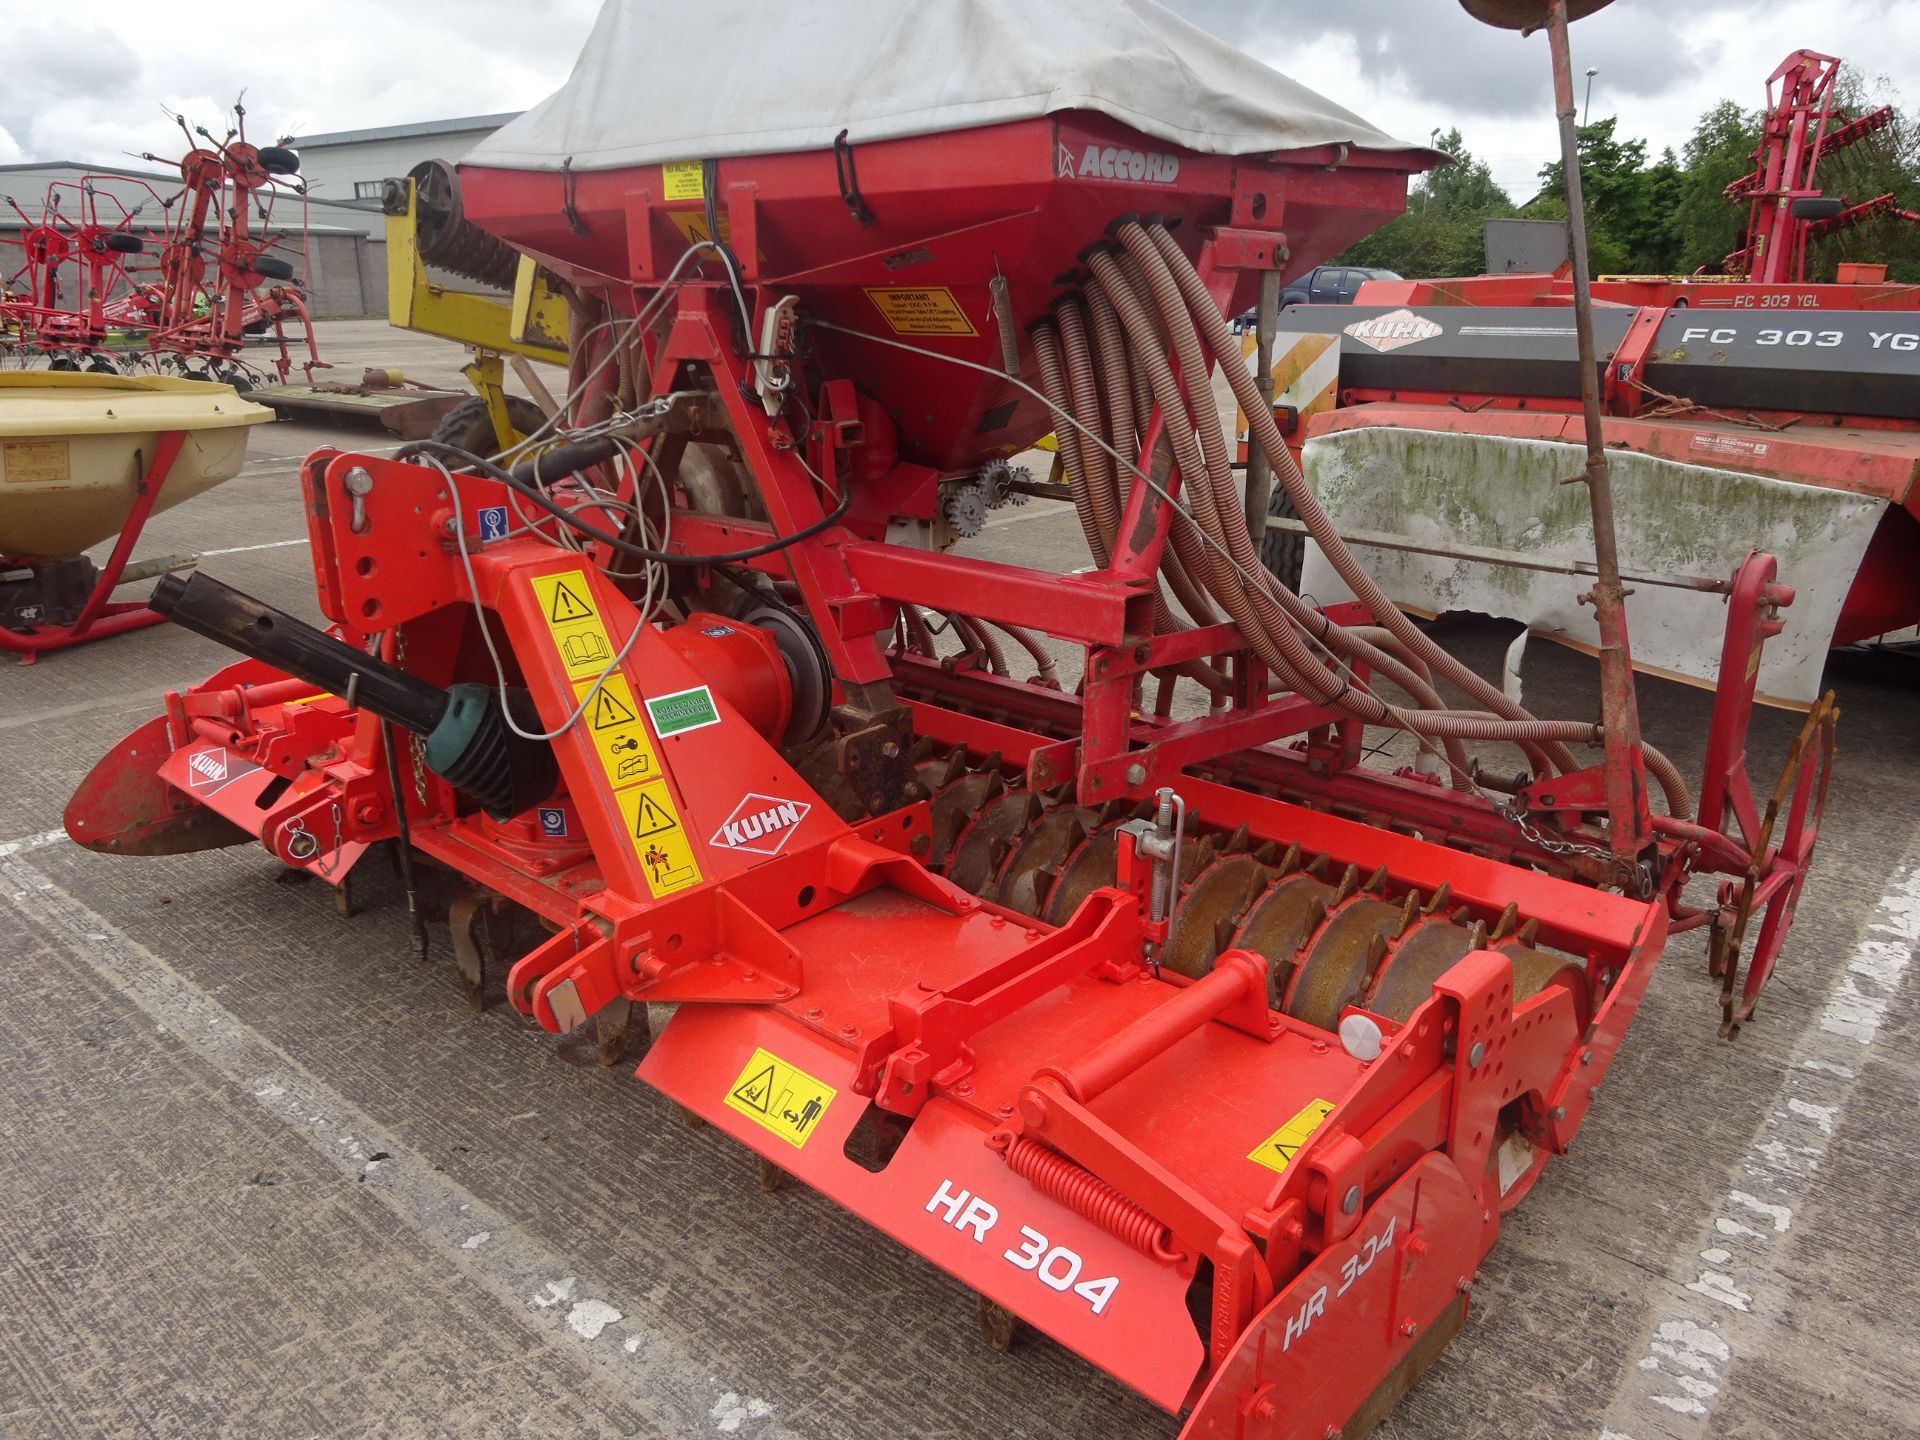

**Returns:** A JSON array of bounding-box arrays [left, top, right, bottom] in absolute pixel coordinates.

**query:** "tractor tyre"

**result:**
[[430, 394, 549, 460], [256, 146, 301, 176], [250, 254, 296, 281], [1789, 195, 1846, 222], [1260, 479, 1306, 593], [103, 231, 146, 255]]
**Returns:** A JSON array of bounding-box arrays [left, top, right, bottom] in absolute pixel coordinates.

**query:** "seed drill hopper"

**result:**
[[65, 1, 1835, 1432]]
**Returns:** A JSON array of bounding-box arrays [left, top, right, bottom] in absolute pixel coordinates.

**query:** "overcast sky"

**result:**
[[4, 2, 1917, 203]]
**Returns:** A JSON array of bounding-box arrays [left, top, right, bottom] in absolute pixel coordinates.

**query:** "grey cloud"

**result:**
[[1160, 0, 1722, 119]]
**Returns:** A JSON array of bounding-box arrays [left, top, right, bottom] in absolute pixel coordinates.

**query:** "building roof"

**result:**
[[0, 160, 178, 182], [290, 112, 522, 149]]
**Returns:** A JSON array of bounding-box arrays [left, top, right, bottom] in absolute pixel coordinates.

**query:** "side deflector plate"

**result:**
[[641, 1004, 1207, 1412], [64, 713, 250, 856]]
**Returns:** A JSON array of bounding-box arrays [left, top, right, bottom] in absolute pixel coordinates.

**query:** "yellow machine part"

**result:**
[[384, 178, 570, 449]]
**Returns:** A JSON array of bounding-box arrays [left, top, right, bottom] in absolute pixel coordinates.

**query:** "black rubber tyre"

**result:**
[[256, 146, 300, 176], [1260, 478, 1306, 592], [430, 394, 549, 459], [250, 254, 296, 281], [46, 352, 77, 372], [103, 231, 146, 255], [1789, 195, 1846, 222], [84, 355, 118, 374]]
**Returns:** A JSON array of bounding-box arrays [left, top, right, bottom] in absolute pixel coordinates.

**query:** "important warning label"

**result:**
[[661, 160, 705, 201], [531, 568, 703, 897], [723, 1047, 837, 1149], [864, 286, 978, 337], [2, 439, 71, 486], [1248, 1099, 1335, 1176]]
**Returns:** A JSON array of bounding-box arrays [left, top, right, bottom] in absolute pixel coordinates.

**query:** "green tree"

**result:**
[[1672, 100, 1759, 272], [1530, 117, 1681, 274], [1335, 130, 1515, 277]]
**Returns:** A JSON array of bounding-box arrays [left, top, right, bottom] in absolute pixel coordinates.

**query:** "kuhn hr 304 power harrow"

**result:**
[[65, 1, 1835, 1433]]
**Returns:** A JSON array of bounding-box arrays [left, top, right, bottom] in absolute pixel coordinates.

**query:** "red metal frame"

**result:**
[[0, 429, 186, 661], [57, 111, 1827, 1437]]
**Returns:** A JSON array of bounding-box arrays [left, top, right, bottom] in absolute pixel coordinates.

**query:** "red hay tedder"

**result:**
[[62, 1, 1839, 1433], [1, 104, 322, 386]]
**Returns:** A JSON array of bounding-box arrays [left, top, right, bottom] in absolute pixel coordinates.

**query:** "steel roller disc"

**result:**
[[1285, 898, 1402, 1031], [1231, 873, 1333, 1009], [1366, 918, 1478, 1024], [1162, 855, 1271, 980]]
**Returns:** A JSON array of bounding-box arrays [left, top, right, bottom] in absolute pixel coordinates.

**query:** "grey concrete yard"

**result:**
[[2, 319, 1917, 1439]]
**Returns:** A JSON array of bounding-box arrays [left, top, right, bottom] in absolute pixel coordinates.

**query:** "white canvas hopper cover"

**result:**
[[465, 0, 1430, 174]]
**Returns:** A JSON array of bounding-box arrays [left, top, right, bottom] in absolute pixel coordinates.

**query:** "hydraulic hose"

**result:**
[[1031, 313, 1231, 697], [1135, 223, 1580, 766], [1129, 222, 1693, 818]]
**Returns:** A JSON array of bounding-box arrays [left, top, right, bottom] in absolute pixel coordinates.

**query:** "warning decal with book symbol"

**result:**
[[723, 1046, 837, 1149], [530, 567, 704, 897]]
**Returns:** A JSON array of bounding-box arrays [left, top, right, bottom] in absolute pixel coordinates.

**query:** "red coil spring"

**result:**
[[1003, 1136, 1184, 1263]]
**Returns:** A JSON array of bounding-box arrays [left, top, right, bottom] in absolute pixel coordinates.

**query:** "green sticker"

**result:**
[[646, 685, 721, 737]]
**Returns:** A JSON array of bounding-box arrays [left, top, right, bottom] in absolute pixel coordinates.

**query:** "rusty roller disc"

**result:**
[[1286, 898, 1404, 1031], [1041, 820, 1128, 925], [929, 768, 1004, 870], [1232, 873, 1333, 1009], [1505, 945, 1592, 1032], [1036, 818, 1223, 925], [1366, 917, 1480, 1025], [1162, 855, 1272, 980], [948, 790, 1044, 896], [993, 804, 1097, 916], [1458, 0, 1613, 28]]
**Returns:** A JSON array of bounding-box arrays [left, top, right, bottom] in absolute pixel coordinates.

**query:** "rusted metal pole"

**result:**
[[1546, 0, 1650, 865], [1244, 268, 1280, 541]]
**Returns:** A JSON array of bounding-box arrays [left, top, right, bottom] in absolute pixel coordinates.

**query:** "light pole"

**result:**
[[1584, 66, 1599, 124]]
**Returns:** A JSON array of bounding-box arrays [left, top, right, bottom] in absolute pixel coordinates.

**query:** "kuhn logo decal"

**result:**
[[711, 793, 812, 856], [186, 749, 230, 787], [1343, 309, 1443, 353], [1060, 143, 1180, 185]]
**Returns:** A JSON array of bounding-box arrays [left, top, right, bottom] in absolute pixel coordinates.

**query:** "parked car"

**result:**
[[1279, 264, 1401, 307]]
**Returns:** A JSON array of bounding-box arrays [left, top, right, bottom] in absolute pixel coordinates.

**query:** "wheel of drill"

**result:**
[[1260, 481, 1305, 592], [431, 394, 549, 459], [1717, 693, 1839, 1036]]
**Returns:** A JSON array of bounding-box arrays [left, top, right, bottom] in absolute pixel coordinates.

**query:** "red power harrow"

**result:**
[[1, 105, 322, 385], [64, 2, 1834, 1432]]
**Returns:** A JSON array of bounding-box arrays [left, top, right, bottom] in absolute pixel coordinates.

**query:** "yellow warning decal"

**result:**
[[530, 571, 622, 681], [661, 160, 705, 201], [531, 568, 703, 897], [723, 1046, 836, 1149], [1248, 1099, 1335, 1176], [570, 672, 661, 790], [864, 286, 978, 337], [616, 781, 703, 896], [665, 208, 732, 246]]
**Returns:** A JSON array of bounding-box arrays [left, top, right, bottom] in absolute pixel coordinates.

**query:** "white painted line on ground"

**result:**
[[0, 851, 790, 1438], [200, 537, 310, 556], [1598, 848, 1920, 1436], [0, 829, 65, 858]]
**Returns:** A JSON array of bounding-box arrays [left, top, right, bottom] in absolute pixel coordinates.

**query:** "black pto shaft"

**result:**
[[150, 571, 556, 819]]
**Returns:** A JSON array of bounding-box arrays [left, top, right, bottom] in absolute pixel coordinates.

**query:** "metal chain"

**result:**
[[394, 626, 430, 807], [1498, 802, 1653, 898]]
